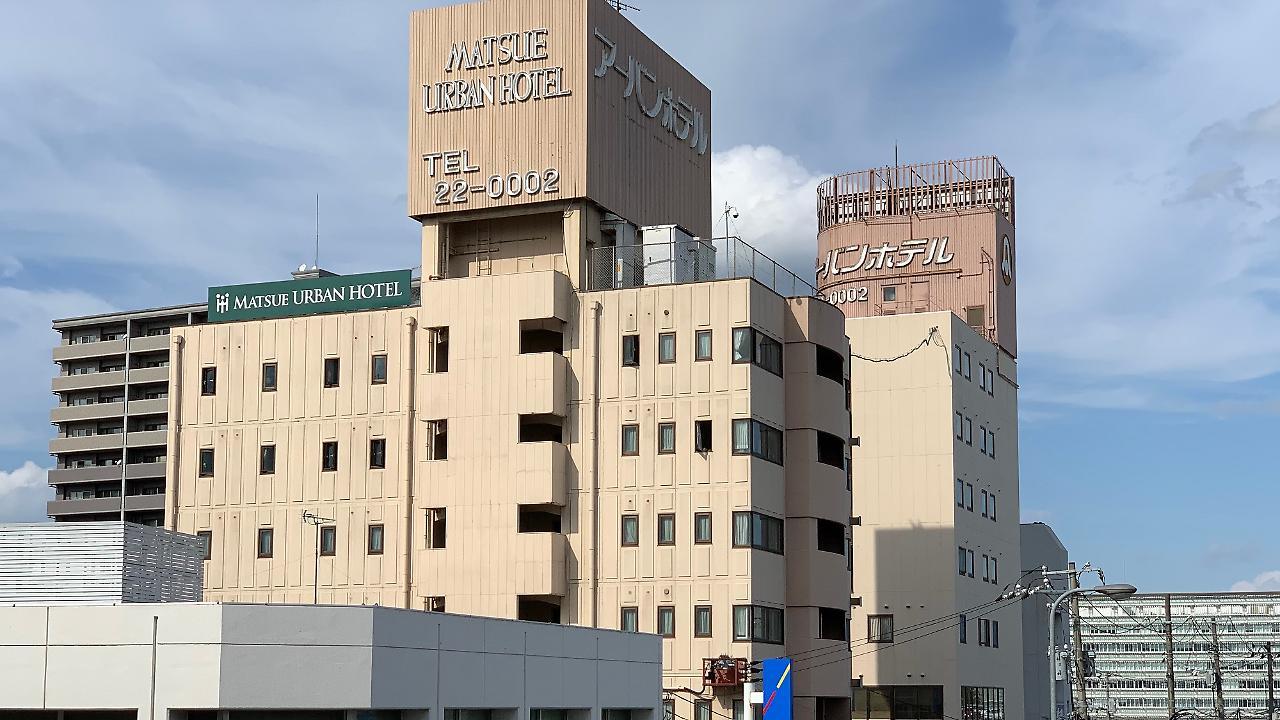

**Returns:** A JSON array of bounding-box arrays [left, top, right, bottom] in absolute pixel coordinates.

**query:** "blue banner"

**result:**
[[762, 658, 792, 720]]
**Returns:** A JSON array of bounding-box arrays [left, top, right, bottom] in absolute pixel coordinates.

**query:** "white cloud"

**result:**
[[0, 461, 50, 523], [1231, 570, 1280, 592]]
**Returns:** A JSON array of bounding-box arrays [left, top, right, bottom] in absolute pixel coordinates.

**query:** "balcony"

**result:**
[[129, 366, 170, 384], [514, 352, 568, 417], [51, 370, 126, 393], [586, 236, 818, 299], [48, 465, 122, 485], [513, 532, 567, 597], [47, 496, 122, 517], [49, 433, 124, 455], [129, 334, 172, 353], [52, 338, 127, 362], [50, 401, 124, 424], [785, 373, 850, 438], [514, 441, 567, 506], [126, 430, 168, 448], [124, 494, 165, 512], [125, 398, 168, 416]]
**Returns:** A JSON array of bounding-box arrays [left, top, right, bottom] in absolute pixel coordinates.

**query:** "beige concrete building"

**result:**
[[160, 2, 853, 719], [817, 159, 1024, 720]]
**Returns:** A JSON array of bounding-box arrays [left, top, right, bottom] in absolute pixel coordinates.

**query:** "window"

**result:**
[[197, 530, 212, 561], [989, 432, 996, 459], [426, 508, 447, 548], [980, 426, 988, 455], [694, 420, 712, 452], [989, 556, 998, 584], [693, 512, 712, 544], [731, 327, 783, 375], [657, 422, 676, 454], [958, 546, 969, 576], [424, 596, 445, 612], [978, 618, 992, 646], [966, 306, 986, 330], [259, 444, 275, 475], [962, 351, 971, 379], [978, 362, 987, 391], [257, 528, 273, 558], [694, 605, 713, 637], [427, 327, 449, 373], [968, 549, 975, 577], [816, 431, 844, 469], [369, 438, 387, 469], [262, 363, 277, 392], [815, 345, 844, 384], [198, 448, 214, 477], [658, 332, 676, 363], [989, 495, 997, 522], [961, 687, 1005, 720], [966, 483, 973, 511], [694, 701, 711, 720], [954, 412, 963, 439], [992, 620, 999, 648], [987, 368, 995, 396], [321, 441, 338, 472], [732, 701, 743, 720], [867, 614, 894, 643], [368, 524, 384, 555], [731, 418, 783, 465], [819, 607, 848, 641], [657, 513, 675, 546], [657, 606, 675, 637], [982, 554, 990, 582], [426, 419, 448, 460], [733, 605, 784, 644], [200, 367, 216, 395], [980, 489, 988, 517], [732, 511, 783, 554], [817, 519, 844, 554], [371, 354, 388, 384], [882, 285, 897, 302], [959, 614, 968, 644], [622, 335, 640, 367], [320, 526, 337, 556], [695, 330, 713, 361], [732, 327, 753, 363], [323, 357, 340, 388], [954, 345, 963, 373], [663, 701, 675, 720], [621, 424, 639, 456], [964, 417, 973, 445], [621, 514, 639, 546], [956, 478, 965, 507], [620, 606, 639, 632]]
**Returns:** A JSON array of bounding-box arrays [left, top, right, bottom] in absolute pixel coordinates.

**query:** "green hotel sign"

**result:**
[[208, 269, 413, 323]]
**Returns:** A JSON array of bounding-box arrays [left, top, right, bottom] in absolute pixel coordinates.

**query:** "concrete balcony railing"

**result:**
[[128, 366, 170, 384], [49, 433, 125, 455], [124, 494, 165, 512], [47, 497, 122, 517], [513, 352, 568, 417], [784, 373, 850, 440], [514, 441, 568, 506], [128, 334, 172, 353], [48, 465, 122, 486], [125, 398, 168, 416], [52, 338, 127, 362], [513, 532, 567, 597], [125, 430, 168, 448], [51, 370, 126, 393], [124, 462, 167, 480], [50, 401, 125, 424]]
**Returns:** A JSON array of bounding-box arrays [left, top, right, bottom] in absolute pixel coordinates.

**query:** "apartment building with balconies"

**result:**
[[48, 303, 206, 523]]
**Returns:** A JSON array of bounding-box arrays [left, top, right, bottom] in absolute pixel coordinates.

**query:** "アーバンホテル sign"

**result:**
[[207, 270, 413, 323]]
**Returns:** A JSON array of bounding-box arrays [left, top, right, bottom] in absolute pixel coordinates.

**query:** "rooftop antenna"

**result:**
[[721, 202, 738, 239], [313, 193, 320, 270]]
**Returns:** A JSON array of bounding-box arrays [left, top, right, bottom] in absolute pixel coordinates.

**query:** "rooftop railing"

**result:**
[[816, 156, 1014, 231], [586, 236, 818, 298]]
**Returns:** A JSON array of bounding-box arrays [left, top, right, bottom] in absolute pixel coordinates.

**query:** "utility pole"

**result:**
[[1068, 562, 1091, 720], [1164, 594, 1176, 720], [1211, 619, 1225, 720], [1266, 641, 1275, 720]]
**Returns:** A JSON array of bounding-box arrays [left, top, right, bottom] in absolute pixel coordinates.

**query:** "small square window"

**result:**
[[262, 363, 277, 392], [867, 613, 893, 643], [695, 330, 713, 361], [621, 514, 639, 546], [657, 606, 675, 637], [196, 530, 212, 561], [322, 441, 338, 472], [657, 422, 676, 454], [200, 367, 217, 396], [371, 354, 388, 384], [695, 701, 711, 720], [658, 333, 676, 364], [657, 513, 675, 546], [368, 524, 384, 555], [198, 448, 214, 477], [323, 357, 340, 388], [622, 335, 640, 367], [693, 512, 712, 544], [320, 526, 337, 556], [259, 444, 276, 475], [621, 424, 639, 456], [694, 605, 713, 637], [257, 528, 274, 559], [370, 438, 386, 469], [427, 596, 445, 612], [620, 606, 639, 632], [882, 286, 897, 302]]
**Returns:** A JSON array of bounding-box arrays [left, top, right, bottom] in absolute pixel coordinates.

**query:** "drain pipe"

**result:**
[[167, 335, 185, 531], [402, 316, 418, 609], [590, 300, 602, 627]]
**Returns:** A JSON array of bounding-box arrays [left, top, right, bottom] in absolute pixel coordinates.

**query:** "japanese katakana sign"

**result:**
[[592, 28, 710, 156], [815, 236, 955, 279]]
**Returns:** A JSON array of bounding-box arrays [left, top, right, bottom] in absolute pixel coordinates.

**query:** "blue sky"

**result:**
[[1, 1, 1278, 593]]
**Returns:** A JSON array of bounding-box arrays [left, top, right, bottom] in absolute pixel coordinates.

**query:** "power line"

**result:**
[[850, 326, 942, 364]]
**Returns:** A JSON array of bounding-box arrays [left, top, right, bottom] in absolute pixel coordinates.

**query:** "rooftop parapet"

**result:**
[[586, 235, 817, 298], [816, 155, 1014, 231]]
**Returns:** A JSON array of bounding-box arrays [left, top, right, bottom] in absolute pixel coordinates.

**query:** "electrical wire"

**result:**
[[849, 326, 941, 364]]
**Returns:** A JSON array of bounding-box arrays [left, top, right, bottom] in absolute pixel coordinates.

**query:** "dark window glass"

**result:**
[[320, 526, 337, 556], [815, 345, 843, 384], [959, 614, 968, 644], [368, 524, 384, 555], [621, 514, 639, 546], [816, 431, 845, 469], [695, 330, 712, 361], [622, 335, 640, 367], [322, 441, 338, 472], [731, 511, 783, 554], [731, 327, 753, 363], [196, 530, 212, 561], [732, 605, 783, 644], [731, 419, 783, 465], [620, 607, 639, 632], [867, 614, 894, 643], [370, 438, 386, 469], [262, 363, 277, 392], [816, 519, 844, 554], [693, 512, 712, 544], [257, 528, 273, 558], [657, 513, 675, 546], [754, 331, 783, 376], [820, 607, 847, 641], [658, 422, 676, 454], [694, 420, 712, 452], [658, 333, 676, 363], [371, 354, 388, 384], [694, 606, 712, 637], [657, 606, 675, 637], [200, 367, 217, 396], [198, 448, 214, 477], [621, 424, 639, 456], [259, 444, 276, 475], [427, 508, 446, 548], [323, 357, 340, 388]]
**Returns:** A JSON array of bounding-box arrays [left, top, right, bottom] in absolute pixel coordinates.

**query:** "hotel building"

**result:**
[[816, 158, 1025, 720], [146, 2, 854, 719]]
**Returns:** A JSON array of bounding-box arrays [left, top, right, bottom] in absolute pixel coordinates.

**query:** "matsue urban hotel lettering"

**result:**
[[218, 280, 405, 313], [423, 28, 571, 113]]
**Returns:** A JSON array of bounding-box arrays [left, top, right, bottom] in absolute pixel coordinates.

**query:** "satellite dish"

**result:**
[[298, 264, 308, 272]]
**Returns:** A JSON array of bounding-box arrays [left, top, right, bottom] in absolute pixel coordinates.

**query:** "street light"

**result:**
[[1048, 584, 1137, 720]]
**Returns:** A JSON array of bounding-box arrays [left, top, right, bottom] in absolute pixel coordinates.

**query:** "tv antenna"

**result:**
[[721, 202, 739, 239], [313, 193, 320, 270]]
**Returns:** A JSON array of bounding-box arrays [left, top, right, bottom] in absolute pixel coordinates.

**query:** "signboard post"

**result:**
[[208, 269, 413, 323], [761, 658, 792, 720]]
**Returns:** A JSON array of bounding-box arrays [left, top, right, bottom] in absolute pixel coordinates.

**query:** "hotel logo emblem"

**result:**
[[1000, 234, 1014, 286], [215, 293, 229, 313]]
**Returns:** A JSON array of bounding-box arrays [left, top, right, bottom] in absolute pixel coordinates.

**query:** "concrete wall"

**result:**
[[1020, 522, 1069, 720], [0, 603, 660, 718]]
